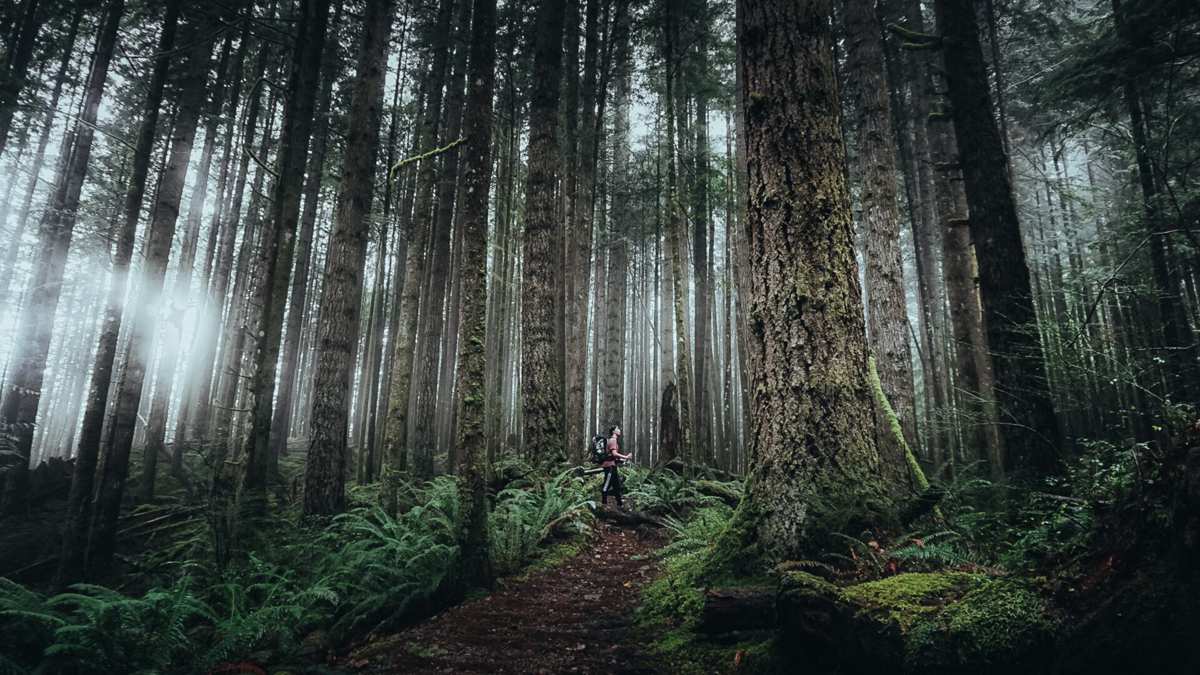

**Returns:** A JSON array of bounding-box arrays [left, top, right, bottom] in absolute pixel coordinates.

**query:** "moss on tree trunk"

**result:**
[[716, 0, 891, 569]]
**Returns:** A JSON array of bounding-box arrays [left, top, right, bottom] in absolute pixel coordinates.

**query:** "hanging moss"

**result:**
[[868, 356, 931, 494]]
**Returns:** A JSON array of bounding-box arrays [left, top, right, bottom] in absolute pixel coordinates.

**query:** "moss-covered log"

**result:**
[[776, 571, 1056, 673]]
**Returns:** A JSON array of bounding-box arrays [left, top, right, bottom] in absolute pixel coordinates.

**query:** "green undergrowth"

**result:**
[[0, 463, 598, 674], [635, 502, 785, 674]]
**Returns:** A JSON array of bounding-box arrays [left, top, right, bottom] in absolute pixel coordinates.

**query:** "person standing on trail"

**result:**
[[601, 425, 631, 508]]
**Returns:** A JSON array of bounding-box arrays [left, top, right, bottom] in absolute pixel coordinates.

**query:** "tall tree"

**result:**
[[0, 4, 80, 310], [455, 0, 497, 589], [663, 0, 694, 463], [0, 0, 41, 159], [269, 2, 345, 461], [384, 0, 456, 488], [304, 0, 392, 516], [89, 15, 214, 574], [842, 0, 917, 486], [1112, 0, 1198, 404], [0, 0, 124, 514], [730, 0, 888, 563], [602, 25, 634, 430], [242, 0, 333, 502], [935, 0, 1062, 475], [57, 0, 180, 575], [521, 0, 568, 465], [413, 0, 472, 474]]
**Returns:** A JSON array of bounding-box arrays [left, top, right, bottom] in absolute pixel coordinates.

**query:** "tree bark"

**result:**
[[455, 0, 497, 589], [384, 0, 456, 489], [521, 0, 568, 465], [268, 1, 344, 462], [935, 0, 1062, 475], [413, 0, 472, 475], [735, 0, 887, 563], [842, 0, 917, 490], [303, 0, 391, 516], [0, 0, 41, 159], [0, 0, 124, 515], [242, 0, 333, 504], [1112, 0, 1198, 405], [87, 18, 211, 574]]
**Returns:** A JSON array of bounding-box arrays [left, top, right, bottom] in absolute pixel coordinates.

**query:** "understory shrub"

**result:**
[[0, 466, 600, 673]]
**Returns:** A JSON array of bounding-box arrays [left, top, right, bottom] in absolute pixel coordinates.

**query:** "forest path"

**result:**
[[345, 517, 667, 674]]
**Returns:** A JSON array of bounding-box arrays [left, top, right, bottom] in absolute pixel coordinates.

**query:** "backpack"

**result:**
[[589, 435, 611, 464]]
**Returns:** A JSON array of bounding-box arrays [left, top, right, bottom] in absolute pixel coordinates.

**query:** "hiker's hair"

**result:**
[[608, 425, 620, 436]]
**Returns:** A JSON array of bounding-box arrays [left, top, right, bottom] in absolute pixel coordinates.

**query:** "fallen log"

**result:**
[[698, 586, 776, 635], [694, 479, 741, 506], [595, 507, 669, 528]]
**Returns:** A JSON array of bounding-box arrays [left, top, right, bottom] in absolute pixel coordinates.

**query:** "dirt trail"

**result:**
[[346, 520, 666, 674]]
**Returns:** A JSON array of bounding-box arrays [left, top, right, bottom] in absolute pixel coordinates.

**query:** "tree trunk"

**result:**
[[87, 19, 211, 574], [602, 31, 633, 431], [663, 0, 693, 464], [384, 0, 456, 492], [269, 1, 344, 462], [521, 0, 567, 465], [935, 0, 1062, 475], [842, 0, 917, 491], [1112, 0, 1198, 405], [735, 0, 887, 563], [0, 0, 124, 515], [242, 0, 333, 505], [692, 4, 713, 465], [0, 5, 80, 310], [455, 0, 497, 590], [567, 0, 602, 460], [413, 0, 472, 475], [192, 23, 274, 443], [303, 0, 391, 517], [0, 0, 41, 159]]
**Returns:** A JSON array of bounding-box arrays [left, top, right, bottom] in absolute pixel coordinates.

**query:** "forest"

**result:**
[[0, 0, 1198, 672]]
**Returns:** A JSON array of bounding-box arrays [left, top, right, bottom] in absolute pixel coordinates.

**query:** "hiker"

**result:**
[[600, 425, 631, 508]]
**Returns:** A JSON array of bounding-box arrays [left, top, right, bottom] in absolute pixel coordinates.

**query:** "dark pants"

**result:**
[[601, 466, 623, 506]]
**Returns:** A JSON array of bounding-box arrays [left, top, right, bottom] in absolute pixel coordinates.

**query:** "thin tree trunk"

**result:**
[[0, 0, 41, 159], [455, 0, 497, 589], [241, 0, 333, 505], [935, 0, 1062, 474], [303, 0, 391, 516], [87, 20, 211, 574], [414, 0, 472, 475], [0, 0, 124, 515], [842, 0, 917, 490], [384, 0, 456, 492], [269, 2, 344, 461]]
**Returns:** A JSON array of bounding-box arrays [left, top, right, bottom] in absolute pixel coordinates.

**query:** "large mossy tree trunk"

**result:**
[[454, 0, 497, 590], [303, 0, 392, 517], [729, 0, 889, 566], [935, 0, 1061, 476], [521, 0, 567, 466]]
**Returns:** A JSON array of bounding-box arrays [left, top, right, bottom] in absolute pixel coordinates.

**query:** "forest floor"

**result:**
[[343, 515, 667, 675]]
